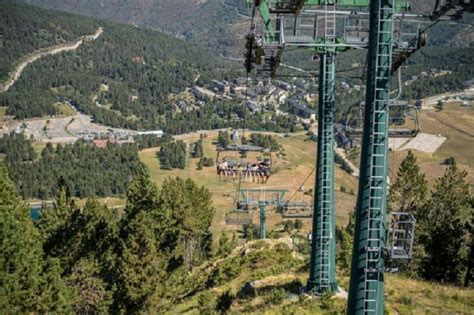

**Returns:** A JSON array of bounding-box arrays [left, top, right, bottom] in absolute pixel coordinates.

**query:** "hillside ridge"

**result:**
[[0, 27, 103, 93]]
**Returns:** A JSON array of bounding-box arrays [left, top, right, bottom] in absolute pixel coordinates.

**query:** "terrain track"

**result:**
[[0, 27, 103, 94]]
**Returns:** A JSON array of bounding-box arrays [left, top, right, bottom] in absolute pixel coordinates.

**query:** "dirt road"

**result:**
[[0, 27, 103, 94]]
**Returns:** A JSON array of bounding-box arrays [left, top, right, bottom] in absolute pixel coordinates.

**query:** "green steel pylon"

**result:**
[[307, 1, 338, 294], [307, 52, 338, 294], [259, 201, 266, 239], [347, 0, 394, 314]]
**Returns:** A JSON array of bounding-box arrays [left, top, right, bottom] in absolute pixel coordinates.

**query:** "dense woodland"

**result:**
[[0, 2, 100, 81], [0, 164, 215, 313], [158, 135, 187, 170], [22, 0, 246, 57], [0, 133, 142, 199]]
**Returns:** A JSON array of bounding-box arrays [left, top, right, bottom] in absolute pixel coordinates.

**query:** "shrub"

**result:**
[[263, 288, 286, 304], [197, 291, 216, 315], [216, 290, 234, 313]]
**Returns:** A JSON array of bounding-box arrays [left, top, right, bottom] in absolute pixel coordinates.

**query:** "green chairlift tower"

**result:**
[[245, 0, 374, 295], [235, 188, 288, 239], [346, 1, 474, 314], [347, 0, 396, 314]]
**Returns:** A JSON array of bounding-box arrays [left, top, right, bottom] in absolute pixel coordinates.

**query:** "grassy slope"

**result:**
[[139, 131, 358, 242], [164, 238, 473, 314], [388, 102, 474, 188], [140, 103, 474, 239]]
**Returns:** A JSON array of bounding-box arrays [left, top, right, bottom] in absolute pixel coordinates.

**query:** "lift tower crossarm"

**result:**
[[246, 1, 411, 11]]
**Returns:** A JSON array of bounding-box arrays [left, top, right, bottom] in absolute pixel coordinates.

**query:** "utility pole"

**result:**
[[347, 0, 394, 314]]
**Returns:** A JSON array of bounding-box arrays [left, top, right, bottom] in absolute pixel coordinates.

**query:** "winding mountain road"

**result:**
[[0, 27, 104, 94]]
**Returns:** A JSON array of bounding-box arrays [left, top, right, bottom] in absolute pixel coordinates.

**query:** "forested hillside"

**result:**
[[1, 3, 275, 133], [1, 158, 472, 313], [0, 3, 100, 81], [20, 0, 248, 57], [18, 0, 474, 57]]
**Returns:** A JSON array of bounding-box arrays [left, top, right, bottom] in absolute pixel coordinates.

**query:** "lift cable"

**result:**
[[287, 167, 315, 203], [242, 1, 258, 141]]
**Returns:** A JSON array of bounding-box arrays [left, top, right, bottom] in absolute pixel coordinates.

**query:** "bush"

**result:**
[[197, 291, 216, 315], [442, 156, 456, 165], [294, 219, 303, 230], [319, 291, 335, 310], [243, 224, 259, 240], [203, 157, 214, 167], [263, 288, 286, 304], [216, 290, 234, 313]]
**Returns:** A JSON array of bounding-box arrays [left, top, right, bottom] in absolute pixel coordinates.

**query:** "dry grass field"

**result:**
[[141, 102, 474, 241], [139, 131, 359, 240], [387, 102, 474, 187]]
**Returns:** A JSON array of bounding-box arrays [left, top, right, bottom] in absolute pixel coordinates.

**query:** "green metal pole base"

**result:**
[[306, 280, 338, 295]]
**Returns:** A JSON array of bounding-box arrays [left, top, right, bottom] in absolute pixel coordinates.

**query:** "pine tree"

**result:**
[[124, 166, 159, 220], [418, 162, 472, 284], [67, 257, 112, 313], [336, 211, 354, 274], [0, 164, 72, 312], [388, 150, 428, 214], [116, 211, 167, 313], [38, 179, 76, 241], [388, 151, 429, 275]]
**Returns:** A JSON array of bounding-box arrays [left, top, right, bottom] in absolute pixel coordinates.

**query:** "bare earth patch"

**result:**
[[398, 132, 447, 154]]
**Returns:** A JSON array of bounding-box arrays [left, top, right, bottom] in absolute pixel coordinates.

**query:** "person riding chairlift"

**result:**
[[218, 159, 229, 182], [260, 162, 271, 184]]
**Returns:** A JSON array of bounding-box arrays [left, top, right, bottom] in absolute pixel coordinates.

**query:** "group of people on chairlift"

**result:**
[[218, 159, 271, 184]]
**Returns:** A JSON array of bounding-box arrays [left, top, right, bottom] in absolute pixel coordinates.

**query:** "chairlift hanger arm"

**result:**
[[429, 0, 474, 21]]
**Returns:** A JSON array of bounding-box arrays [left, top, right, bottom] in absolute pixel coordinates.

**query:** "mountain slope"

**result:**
[[0, 3, 241, 132], [20, 0, 249, 57], [18, 0, 474, 58], [0, 2, 100, 81]]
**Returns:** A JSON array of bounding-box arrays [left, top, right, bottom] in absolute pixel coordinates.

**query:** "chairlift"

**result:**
[[392, 18, 427, 72], [256, 43, 285, 79], [225, 212, 253, 226], [344, 100, 420, 139], [216, 143, 273, 174], [387, 212, 416, 260], [430, 0, 474, 21], [277, 186, 313, 218]]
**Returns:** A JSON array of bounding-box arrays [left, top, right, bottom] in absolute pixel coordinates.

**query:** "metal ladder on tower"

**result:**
[[324, 1, 336, 43], [363, 0, 393, 314], [318, 1, 337, 292]]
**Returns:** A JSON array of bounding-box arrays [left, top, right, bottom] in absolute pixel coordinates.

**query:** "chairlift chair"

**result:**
[[268, 0, 305, 14], [216, 144, 273, 175], [277, 186, 313, 218], [344, 100, 420, 139], [388, 212, 416, 259]]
